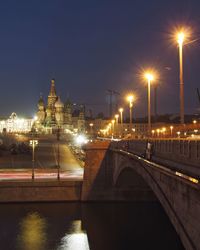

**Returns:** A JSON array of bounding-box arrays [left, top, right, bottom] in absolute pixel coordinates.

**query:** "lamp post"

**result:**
[[144, 72, 154, 137], [89, 123, 94, 137], [56, 126, 60, 180], [29, 139, 38, 180], [127, 95, 134, 133], [177, 31, 185, 125], [115, 114, 119, 137], [170, 126, 174, 137], [111, 119, 115, 136], [119, 108, 123, 137]]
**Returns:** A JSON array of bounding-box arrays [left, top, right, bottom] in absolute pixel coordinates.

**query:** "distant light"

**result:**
[[75, 135, 88, 145]]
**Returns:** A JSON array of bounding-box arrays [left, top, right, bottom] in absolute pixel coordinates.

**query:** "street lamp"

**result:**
[[170, 126, 174, 137], [144, 72, 154, 136], [56, 127, 60, 180], [29, 139, 38, 180], [119, 108, 123, 124], [176, 31, 186, 125], [127, 95, 134, 133], [111, 119, 115, 136], [115, 114, 119, 137], [89, 123, 94, 136], [119, 108, 123, 137]]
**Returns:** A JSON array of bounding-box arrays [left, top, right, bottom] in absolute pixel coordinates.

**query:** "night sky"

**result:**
[[0, 0, 200, 118]]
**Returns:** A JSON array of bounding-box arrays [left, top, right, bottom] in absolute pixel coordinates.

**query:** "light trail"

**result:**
[[0, 169, 83, 181]]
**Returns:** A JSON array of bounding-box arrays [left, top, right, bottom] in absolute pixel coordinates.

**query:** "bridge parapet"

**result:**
[[111, 139, 200, 175]]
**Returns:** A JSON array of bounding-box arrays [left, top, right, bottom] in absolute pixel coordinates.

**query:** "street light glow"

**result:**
[[177, 32, 185, 45], [127, 94, 134, 103], [144, 72, 154, 81]]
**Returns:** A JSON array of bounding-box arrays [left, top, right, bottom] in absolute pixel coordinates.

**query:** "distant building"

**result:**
[[0, 112, 33, 133], [34, 79, 85, 133]]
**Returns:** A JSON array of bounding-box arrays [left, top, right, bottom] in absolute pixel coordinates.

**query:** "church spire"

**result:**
[[49, 78, 56, 97]]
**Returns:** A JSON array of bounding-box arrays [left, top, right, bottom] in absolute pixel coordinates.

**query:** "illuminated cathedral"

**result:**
[[34, 79, 85, 133]]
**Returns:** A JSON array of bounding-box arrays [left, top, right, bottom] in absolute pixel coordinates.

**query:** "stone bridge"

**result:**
[[81, 140, 200, 250]]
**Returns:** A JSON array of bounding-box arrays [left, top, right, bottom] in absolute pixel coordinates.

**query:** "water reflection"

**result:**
[[58, 220, 90, 250], [0, 202, 184, 250], [17, 212, 47, 250]]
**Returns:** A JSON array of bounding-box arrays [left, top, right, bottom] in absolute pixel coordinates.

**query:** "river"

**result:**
[[0, 202, 184, 250]]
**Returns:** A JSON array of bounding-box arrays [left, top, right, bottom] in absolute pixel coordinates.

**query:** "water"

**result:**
[[0, 202, 184, 250]]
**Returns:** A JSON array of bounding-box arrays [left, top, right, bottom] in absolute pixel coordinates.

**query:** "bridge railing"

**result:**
[[110, 139, 200, 170]]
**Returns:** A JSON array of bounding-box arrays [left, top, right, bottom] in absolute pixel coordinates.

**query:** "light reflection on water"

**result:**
[[57, 221, 90, 250], [17, 212, 47, 250]]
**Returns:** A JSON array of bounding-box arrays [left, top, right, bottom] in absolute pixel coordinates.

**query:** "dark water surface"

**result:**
[[0, 202, 184, 250]]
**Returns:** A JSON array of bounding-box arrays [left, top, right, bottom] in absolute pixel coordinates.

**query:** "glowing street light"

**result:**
[[115, 114, 119, 136], [176, 30, 186, 125], [119, 108, 124, 137], [119, 108, 124, 124], [144, 72, 154, 136], [111, 119, 115, 135], [29, 139, 38, 180], [162, 127, 166, 138], [170, 126, 174, 137], [89, 123, 94, 135], [127, 95, 134, 133]]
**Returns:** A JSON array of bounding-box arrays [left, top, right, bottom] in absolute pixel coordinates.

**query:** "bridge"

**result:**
[[81, 139, 200, 250]]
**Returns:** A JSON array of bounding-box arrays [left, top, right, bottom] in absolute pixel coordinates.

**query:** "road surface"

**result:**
[[0, 135, 83, 181]]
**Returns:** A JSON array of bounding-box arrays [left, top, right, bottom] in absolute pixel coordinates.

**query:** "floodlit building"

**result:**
[[34, 79, 85, 134], [0, 113, 33, 133]]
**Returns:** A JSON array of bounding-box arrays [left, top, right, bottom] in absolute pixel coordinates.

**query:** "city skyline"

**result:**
[[0, 0, 200, 118]]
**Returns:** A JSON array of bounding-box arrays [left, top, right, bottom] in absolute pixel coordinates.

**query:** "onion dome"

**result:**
[[38, 95, 45, 106], [55, 96, 64, 108]]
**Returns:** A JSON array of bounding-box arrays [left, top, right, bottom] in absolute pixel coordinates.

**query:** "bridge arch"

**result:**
[[112, 151, 197, 250]]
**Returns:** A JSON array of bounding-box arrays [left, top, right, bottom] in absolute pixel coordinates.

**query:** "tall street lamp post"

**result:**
[[111, 119, 115, 136], [56, 126, 60, 180], [177, 31, 185, 125], [29, 139, 38, 180], [115, 114, 119, 137], [127, 95, 134, 134], [144, 73, 154, 137], [119, 108, 123, 137]]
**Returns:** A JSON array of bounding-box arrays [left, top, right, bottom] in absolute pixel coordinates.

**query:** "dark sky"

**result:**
[[0, 0, 200, 118]]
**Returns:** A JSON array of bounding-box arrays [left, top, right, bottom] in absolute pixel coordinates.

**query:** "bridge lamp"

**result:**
[[126, 95, 135, 133], [177, 131, 181, 138], [156, 128, 160, 137], [162, 127, 166, 137], [170, 126, 174, 137], [144, 72, 155, 136], [119, 108, 124, 124], [151, 130, 155, 137], [111, 119, 115, 135], [175, 29, 189, 125]]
